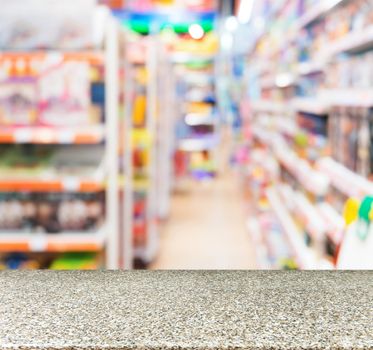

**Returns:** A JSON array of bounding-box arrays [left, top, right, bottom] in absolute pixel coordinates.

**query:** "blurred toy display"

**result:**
[[0, 253, 42, 270], [326, 52, 373, 90], [0, 192, 104, 233], [0, 252, 100, 270], [0, 54, 104, 127], [174, 61, 218, 180], [0, 145, 104, 181], [300, 0, 373, 62], [0, 0, 123, 270], [50, 252, 99, 269]]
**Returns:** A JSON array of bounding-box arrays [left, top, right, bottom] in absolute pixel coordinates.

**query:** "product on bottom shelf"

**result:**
[[50, 252, 99, 270], [259, 213, 297, 269], [0, 251, 100, 270], [0, 253, 41, 270], [133, 191, 147, 248]]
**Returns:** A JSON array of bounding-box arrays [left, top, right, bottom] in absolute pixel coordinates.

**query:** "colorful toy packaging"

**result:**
[[0, 55, 100, 127], [0, 192, 104, 233]]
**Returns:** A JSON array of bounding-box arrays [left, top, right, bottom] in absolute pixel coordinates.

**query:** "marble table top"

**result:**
[[0, 271, 372, 350]]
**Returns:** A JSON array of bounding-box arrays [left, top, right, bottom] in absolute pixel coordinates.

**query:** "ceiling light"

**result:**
[[326, 0, 344, 11], [275, 73, 295, 88], [185, 114, 208, 126], [253, 16, 264, 31], [238, 0, 254, 24], [225, 16, 238, 32], [188, 24, 204, 40], [221, 32, 233, 51]]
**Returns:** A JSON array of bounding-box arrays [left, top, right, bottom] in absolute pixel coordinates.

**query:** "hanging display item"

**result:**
[[0, 0, 97, 50]]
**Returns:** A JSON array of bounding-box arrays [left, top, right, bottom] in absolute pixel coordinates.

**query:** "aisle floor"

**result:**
[[151, 171, 257, 269]]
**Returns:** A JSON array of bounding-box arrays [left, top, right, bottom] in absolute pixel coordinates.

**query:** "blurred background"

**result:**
[[0, 0, 372, 270]]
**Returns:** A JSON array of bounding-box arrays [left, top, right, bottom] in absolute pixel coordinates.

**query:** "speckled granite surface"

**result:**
[[0, 271, 372, 350]]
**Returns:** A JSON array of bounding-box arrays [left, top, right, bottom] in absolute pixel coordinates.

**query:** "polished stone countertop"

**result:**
[[0, 271, 372, 350]]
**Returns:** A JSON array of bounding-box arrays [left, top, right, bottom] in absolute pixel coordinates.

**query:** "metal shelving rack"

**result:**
[[241, 0, 373, 269], [123, 35, 164, 267], [156, 42, 176, 220], [0, 3, 124, 269]]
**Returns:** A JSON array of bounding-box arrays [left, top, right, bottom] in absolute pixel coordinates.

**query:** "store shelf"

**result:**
[[0, 177, 104, 192], [247, 0, 288, 54], [0, 227, 106, 253], [319, 89, 373, 107], [0, 51, 104, 64], [266, 187, 317, 269], [0, 6, 122, 269], [317, 202, 345, 245], [325, 25, 373, 56], [260, 77, 277, 89], [182, 73, 214, 86], [274, 120, 298, 138], [171, 52, 215, 64], [246, 218, 271, 270], [178, 136, 218, 152], [261, 73, 297, 89], [275, 147, 330, 197], [0, 125, 106, 144], [295, 0, 348, 31], [0, 146, 105, 192], [118, 175, 150, 192], [317, 157, 373, 198], [259, 118, 325, 149], [295, 60, 325, 76], [292, 97, 329, 115], [252, 125, 329, 197], [294, 192, 327, 242], [251, 99, 288, 114], [244, 0, 373, 270], [184, 113, 215, 126]]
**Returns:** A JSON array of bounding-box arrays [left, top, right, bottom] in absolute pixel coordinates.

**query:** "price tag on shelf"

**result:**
[[63, 177, 80, 191], [45, 52, 63, 66], [30, 234, 47, 252], [14, 129, 32, 143], [36, 128, 55, 143], [58, 130, 75, 144]]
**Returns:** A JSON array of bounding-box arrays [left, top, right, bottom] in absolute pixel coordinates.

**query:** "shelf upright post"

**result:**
[[145, 36, 159, 262], [122, 33, 134, 270], [168, 56, 177, 193], [105, 16, 120, 269], [157, 43, 174, 219]]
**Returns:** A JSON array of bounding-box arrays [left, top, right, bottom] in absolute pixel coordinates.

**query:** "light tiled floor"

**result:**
[[151, 171, 257, 269]]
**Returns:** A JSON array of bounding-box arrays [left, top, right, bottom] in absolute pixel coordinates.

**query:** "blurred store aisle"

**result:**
[[151, 171, 257, 269]]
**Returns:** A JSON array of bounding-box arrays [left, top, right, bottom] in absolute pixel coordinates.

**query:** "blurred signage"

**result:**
[[99, 0, 126, 9], [125, 0, 217, 12]]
